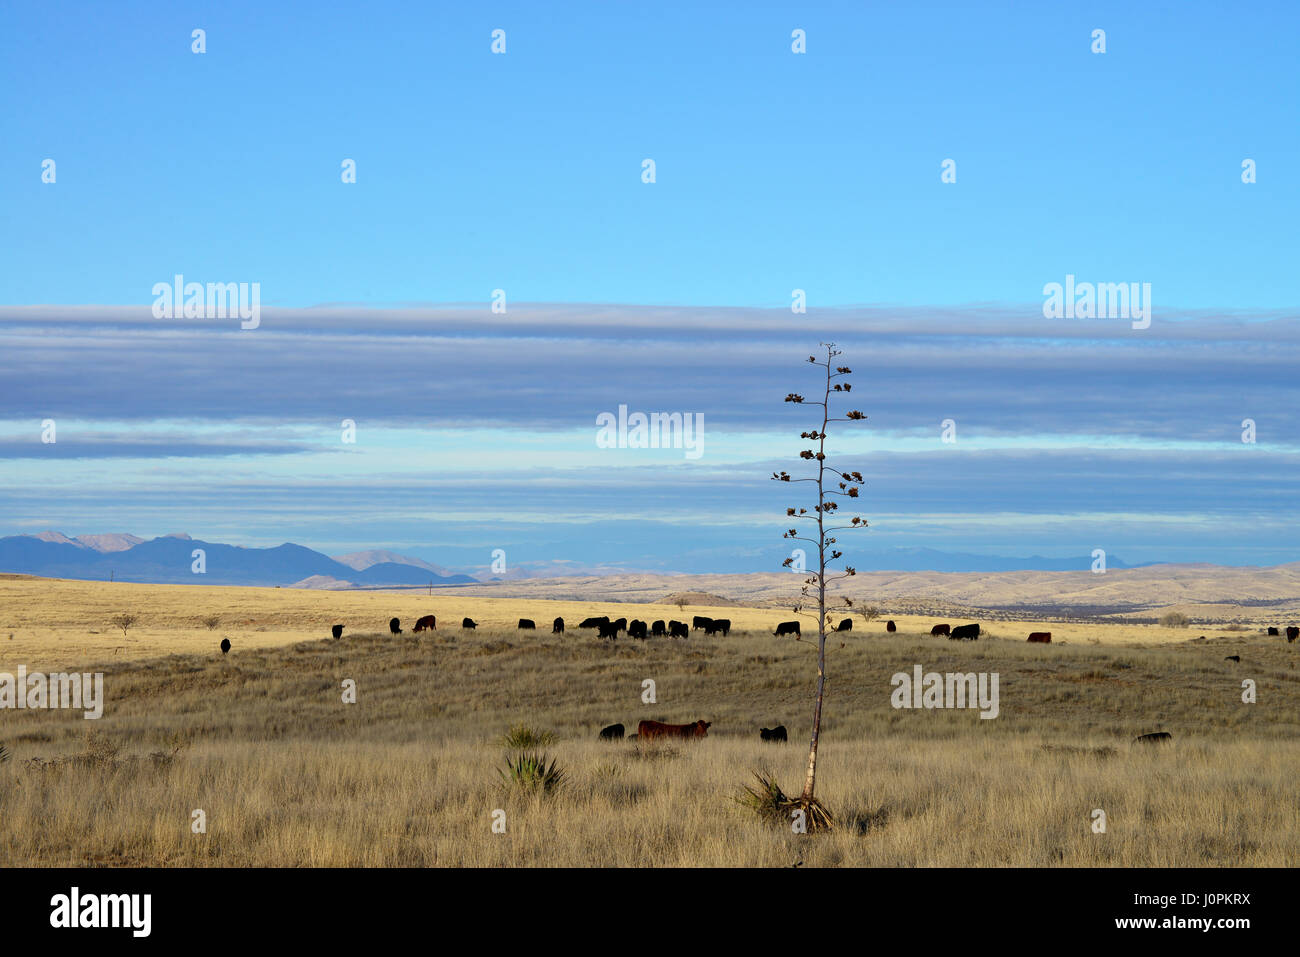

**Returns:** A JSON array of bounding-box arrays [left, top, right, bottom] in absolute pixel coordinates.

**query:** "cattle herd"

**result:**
[[216, 612, 1298, 745], [257, 615, 1300, 650]]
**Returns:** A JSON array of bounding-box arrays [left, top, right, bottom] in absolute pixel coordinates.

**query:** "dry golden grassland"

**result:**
[[1, 577, 1297, 867]]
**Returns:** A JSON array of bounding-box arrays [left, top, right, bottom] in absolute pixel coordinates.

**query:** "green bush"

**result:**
[[499, 752, 566, 794]]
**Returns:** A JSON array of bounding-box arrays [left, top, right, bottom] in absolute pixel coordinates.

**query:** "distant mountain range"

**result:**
[[0, 532, 477, 588], [0, 531, 1148, 586]]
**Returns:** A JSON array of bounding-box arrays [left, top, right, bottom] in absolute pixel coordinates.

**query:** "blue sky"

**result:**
[[0, 2, 1297, 573]]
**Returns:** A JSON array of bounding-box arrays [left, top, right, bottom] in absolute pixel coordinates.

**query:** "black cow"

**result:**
[[1288, 626, 1299, 643], [1267, 627, 1279, 636], [760, 725, 788, 742], [651, 620, 666, 636], [331, 624, 343, 639], [834, 618, 852, 632], [552, 617, 565, 634], [705, 618, 731, 636], [389, 617, 402, 635], [219, 637, 231, 655], [774, 621, 800, 637], [886, 620, 896, 633], [599, 723, 625, 741], [1225, 655, 1240, 662], [930, 624, 950, 637], [951, 623, 981, 641], [1134, 731, 1172, 745], [628, 620, 648, 639], [518, 618, 535, 630], [462, 617, 478, 629], [598, 621, 619, 639], [612, 617, 627, 634], [669, 620, 689, 638], [692, 616, 713, 631], [579, 616, 609, 629]]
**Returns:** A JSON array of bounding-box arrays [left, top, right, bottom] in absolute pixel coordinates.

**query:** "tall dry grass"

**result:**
[[1, 612, 1297, 866]]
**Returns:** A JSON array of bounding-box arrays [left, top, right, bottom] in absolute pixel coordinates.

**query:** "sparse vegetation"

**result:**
[[1, 579, 1297, 866], [1160, 611, 1191, 628], [201, 615, 221, 630]]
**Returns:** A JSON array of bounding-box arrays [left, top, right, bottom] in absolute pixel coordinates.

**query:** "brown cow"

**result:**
[[930, 624, 950, 637], [1027, 632, 1052, 643], [413, 615, 436, 632], [637, 719, 711, 741]]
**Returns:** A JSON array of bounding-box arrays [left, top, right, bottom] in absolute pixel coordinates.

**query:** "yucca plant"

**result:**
[[737, 770, 835, 832], [499, 724, 556, 749], [499, 751, 566, 795]]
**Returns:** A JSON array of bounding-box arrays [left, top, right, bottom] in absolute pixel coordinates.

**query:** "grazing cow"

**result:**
[[389, 617, 402, 635], [518, 618, 535, 630], [1027, 632, 1052, 643], [930, 624, 950, 637], [413, 615, 436, 632], [578, 616, 609, 629], [598, 621, 619, 639], [651, 620, 666, 636], [692, 616, 713, 632], [612, 617, 627, 634], [886, 620, 897, 633], [834, 618, 852, 632], [774, 621, 801, 637], [1288, 626, 1299, 643], [220, 637, 231, 655], [628, 620, 648, 639], [331, 624, 343, 639], [951, 623, 981, 641], [552, 617, 564, 634], [669, 620, 689, 638], [1225, 655, 1240, 662], [638, 719, 711, 741], [1134, 731, 1172, 745], [705, 618, 732, 636], [462, 617, 477, 630], [760, 725, 788, 743], [599, 723, 625, 741], [1267, 627, 1279, 636]]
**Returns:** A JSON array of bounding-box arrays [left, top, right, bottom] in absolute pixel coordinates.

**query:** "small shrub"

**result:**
[[109, 613, 137, 638], [1159, 611, 1190, 628], [499, 752, 566, 794], [499, 724, 556, 749], [201, 615, 221, 630], [737, 770, 835, 832]]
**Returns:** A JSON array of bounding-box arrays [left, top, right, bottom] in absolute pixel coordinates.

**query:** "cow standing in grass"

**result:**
[[638, 719, 710, 740]]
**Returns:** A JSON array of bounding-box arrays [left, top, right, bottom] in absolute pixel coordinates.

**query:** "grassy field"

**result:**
[[1, 577, 1297, 866]]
